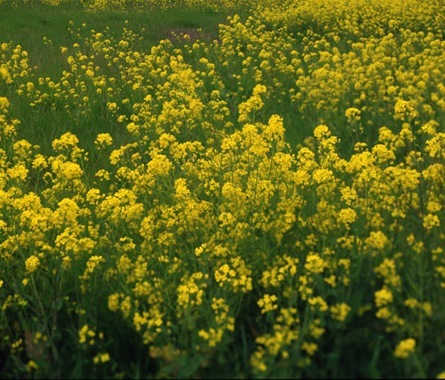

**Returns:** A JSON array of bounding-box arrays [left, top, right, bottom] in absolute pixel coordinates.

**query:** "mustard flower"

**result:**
[[32, 154, 48, 170], [423, 214, 440, 231], [374, 259, 401, 288], [394, 338, 416, 359], [25, 255, 40, 273], [7, 164, 28, 181], [26, 360, 39, 372], [309, 319, 325, 339], [108, 293, 120, 312], [304, 254, 326, 274], [93, 352, 110, 364], [78, 324, 95, 345], [0, 96, 10, 111], [237, 84, 267, 123], [198, 328, 224, 348], [330, 303, 351, 322], [0, 66, 12, 84], [53, 161, 83, 180], [394, 99, 417, 120], [376, 307, 391, 319], [257, 294, 279, 314], [301, 341, 318, 356], [308, 296, 328, 312], [338, 208, 357, 226], [313, 124, 331, 140], [94, 133, 113, 149], [365, 231, 390, 253], [375, 288, 393, 308], [250, 348, 267, 372], [52, 132, 79, 152], [345, 107, 361, 122]]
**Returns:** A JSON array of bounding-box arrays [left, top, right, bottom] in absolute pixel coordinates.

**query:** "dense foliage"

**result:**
[[1, 0, 445, 378]]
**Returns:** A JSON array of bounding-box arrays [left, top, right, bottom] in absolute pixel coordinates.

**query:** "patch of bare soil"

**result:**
[[165, 27, 219, 43]]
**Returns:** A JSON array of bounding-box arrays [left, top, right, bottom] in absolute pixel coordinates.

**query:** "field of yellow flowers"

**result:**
[[1, 0, 445, 378]]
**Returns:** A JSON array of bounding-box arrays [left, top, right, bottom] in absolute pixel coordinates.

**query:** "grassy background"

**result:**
[[0, 2, 231, 158], [0, 2, 227, 78]]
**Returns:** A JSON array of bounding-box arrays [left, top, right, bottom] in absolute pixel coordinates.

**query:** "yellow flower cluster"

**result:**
[[261, 0, 445, 39], [394, 338, 416, 359], [198, 297, 234, 348], [1, 0, 445, 377]]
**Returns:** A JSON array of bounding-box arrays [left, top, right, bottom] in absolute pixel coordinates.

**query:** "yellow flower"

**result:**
[[78, 324, 95, 345], [345, 107, 361, 122], [257, 294, 278, 314], [375, 288, 393, 308], [308, 296, 328, 312], [52, 132, 79, 151], [423, 214, 440, 231], [107, 102, 118, 111], [304, 254, 326, 274], [250, 348, 267, 372], [176, 272, 207, 314], [94, 133, 113, 149], [108, 293, 120, 312], [313, 124, 331, 140], [376, 307, 391, 319], [62, 256, 71, 270], [0, 65, 12, 84], [365, 231, 390, 253], [338, 208, 357, 226], [237, 84, 267, 123], [301, 341, 318, 356], [32, 154, 48, 170], [7, 164, 28, 181], [26, 360, 39, 372], [394, 99, 417, 120], [0, 96, 10, 111], [93, 352, 110, 364], [50, 157, 84, 183], [81, 255, 105, 278], [198, 328, 224, 348], [394, 338, 416, 359], [330, 303, 351, 322], [25, 255, 40, 273]]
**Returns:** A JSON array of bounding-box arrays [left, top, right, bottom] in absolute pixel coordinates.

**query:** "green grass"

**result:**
[[0, 1, 230, 158], [0, 2, 228, 78]]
